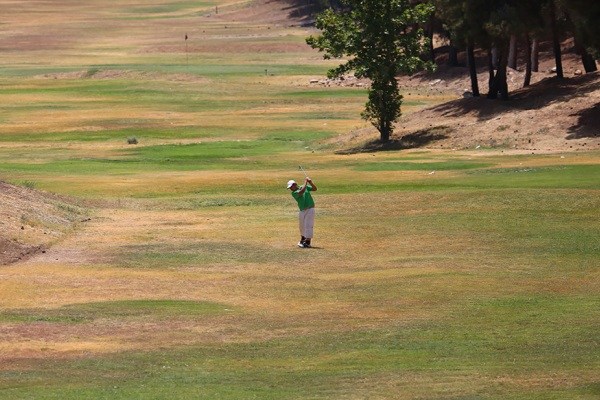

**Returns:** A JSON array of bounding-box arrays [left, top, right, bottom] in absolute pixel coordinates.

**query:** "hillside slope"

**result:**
[[326, 67, 599, 153], [0, 182, 86, 265], [394, 71, 600, 152]]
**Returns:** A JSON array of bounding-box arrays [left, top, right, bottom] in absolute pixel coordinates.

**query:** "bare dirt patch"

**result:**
[[0, 237, 43, 266], [0, 181, 86, 265], [331, 68, 600, 153]]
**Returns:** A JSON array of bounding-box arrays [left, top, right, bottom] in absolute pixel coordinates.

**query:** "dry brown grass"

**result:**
[[0, 183, 491, 357], [1, 2, 598, 398], [1, 141, 597, 362]]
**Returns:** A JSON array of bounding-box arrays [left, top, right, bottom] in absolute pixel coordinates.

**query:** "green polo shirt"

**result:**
[[292, 185, 315, 210]]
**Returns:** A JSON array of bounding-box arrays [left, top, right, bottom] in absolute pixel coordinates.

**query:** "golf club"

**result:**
[[298, 165, 309, 179]]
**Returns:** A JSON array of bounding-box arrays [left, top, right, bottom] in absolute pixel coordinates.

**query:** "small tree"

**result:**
[[306, 0, 434, 143]]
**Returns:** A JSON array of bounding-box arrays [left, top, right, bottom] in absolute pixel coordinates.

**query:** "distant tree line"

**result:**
[[310, 0, 600, 100], [307, 0, 599, 142], [430, 0, 600, 100]]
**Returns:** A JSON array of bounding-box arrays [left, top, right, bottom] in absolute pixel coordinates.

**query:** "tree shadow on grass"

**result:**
[[336, 126, 452, 154], [279, 0, 342, 25], [566, 102, 600, 140]]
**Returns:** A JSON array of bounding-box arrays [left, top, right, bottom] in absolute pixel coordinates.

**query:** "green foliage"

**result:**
[[568, 0, 600, 56], [435, 0, 600, 67], [307, 0, 434, 142]]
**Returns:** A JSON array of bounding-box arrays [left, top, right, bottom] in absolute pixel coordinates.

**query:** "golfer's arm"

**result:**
[[298, 184, 307, 195], [309, 181, 317, 191]]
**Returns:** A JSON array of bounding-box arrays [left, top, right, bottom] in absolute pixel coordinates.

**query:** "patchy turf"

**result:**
[[1, 0, 599, 399]]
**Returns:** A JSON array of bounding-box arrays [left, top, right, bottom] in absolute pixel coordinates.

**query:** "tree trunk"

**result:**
[[524, 34, 532, 87], [425, 16, 435, 62], [550, 1, 564, 78], [508, 35, 518, 70], [581, 47, 598, 73], [491, 47, 499, 68], [488, 42, 509, 100], [573, 36, 598, 73], [447, 41, 459, 67], [497, 41, 510, 100], [379, 121, 391, 142], [487, 48, 497, 99], [467, 41, 480, 97], [531, 38, 539, 72]]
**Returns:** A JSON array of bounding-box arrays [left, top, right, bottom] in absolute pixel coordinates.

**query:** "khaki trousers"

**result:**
[[299, 207, 315, 239]]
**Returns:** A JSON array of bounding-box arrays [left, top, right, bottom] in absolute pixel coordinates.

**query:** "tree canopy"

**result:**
[[306, 0, 434, 142]]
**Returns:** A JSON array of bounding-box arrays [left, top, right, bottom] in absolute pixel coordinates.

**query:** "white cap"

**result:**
[[286, 180, 296, 189]]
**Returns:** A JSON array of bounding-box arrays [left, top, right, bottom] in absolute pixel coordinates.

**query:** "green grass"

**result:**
[[282, 88, 369, 99], [464, 164, 600, 189], [354, 160, 493, 171], [2, 313, 599, 399], [122, 1, 216, 15], [117, 241, 314, 268], [323, 163, 600, 194], [0, 143, 304, 178], [0, 300, 231, 324], [2, 162, 599, 396], [0, 126, 236, 143], [13, 180, 38, 189], [1, 157, 597, 199], [131, 141, 298, 161]]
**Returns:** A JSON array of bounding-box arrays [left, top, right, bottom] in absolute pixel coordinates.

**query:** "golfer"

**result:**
[[287, 177, 317, 248]]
